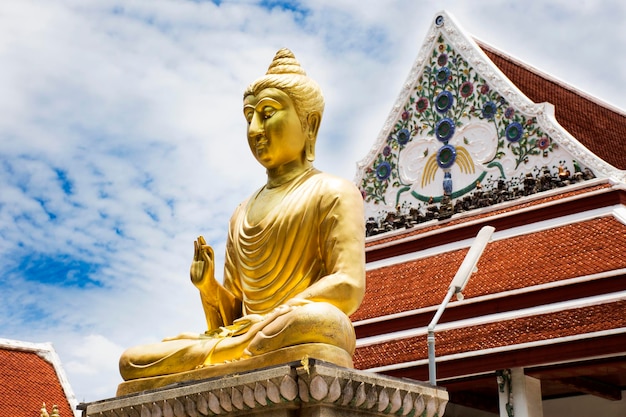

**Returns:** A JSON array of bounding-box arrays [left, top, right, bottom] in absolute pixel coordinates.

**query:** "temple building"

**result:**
[[351, 11, 626, 417], [0, 339, 79, 417]]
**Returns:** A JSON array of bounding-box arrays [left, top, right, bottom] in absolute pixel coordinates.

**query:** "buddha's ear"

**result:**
[[306, 111, 322, 140], [305, 112, 321, 162]]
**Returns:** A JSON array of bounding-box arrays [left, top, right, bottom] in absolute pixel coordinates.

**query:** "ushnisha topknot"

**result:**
[[266, 48, 307, 76], [244, 48, 324, 131]]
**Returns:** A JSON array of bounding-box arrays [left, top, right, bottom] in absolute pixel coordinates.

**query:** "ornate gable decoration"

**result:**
[[356, 11, 623, 233]]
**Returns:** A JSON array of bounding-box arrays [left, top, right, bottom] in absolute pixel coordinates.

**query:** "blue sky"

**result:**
[[1, 0, 625, 403]]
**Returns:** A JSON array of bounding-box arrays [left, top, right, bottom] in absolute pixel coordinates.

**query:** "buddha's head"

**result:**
[[244, 49, 324, 164]]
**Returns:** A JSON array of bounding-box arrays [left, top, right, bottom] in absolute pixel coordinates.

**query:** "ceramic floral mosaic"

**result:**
[[358, 29, 595, 223]]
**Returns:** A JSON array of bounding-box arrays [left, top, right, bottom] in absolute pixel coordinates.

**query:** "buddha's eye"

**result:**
[[262, 106, 276, 119], [244, 110, 253, 123]]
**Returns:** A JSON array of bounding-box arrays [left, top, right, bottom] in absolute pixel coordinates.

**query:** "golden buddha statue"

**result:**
[[117, 48, 365, 393]]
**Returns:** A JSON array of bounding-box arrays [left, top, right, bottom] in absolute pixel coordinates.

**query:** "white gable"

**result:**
[[355, 11, 624, 228]]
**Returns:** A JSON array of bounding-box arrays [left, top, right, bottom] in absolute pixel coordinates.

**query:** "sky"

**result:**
[[0, 0, 625, 404]]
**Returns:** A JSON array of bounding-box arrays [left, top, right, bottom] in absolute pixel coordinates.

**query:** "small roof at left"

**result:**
[[0, 338, 78, 417]]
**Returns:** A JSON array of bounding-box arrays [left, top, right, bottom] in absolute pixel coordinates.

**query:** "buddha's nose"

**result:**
[[248, 113, 264, 138]]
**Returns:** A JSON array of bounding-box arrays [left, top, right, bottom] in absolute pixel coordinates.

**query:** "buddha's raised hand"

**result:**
[[190, 236, 215, 286]]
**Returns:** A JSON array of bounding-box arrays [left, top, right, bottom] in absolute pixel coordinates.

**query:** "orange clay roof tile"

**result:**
[[479, 42, 626, 170], [353, 216, 626, 322], [354, 300, 626, 370]]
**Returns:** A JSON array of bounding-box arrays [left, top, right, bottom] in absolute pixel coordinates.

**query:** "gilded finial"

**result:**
[[41, 403, 50, 417]]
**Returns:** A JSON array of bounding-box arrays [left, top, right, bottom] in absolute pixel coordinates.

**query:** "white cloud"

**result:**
[[0, 0, 624, 403], [65, 334, 124, 376], [63, 334, 126, 401]]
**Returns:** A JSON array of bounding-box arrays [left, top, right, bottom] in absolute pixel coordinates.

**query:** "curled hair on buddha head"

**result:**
[[244, 48, 325, 131]]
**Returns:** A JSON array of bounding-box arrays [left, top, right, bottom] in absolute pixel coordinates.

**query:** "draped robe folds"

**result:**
[[119, 169, 365, 381]]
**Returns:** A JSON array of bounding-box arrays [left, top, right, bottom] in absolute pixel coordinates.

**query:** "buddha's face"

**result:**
[[243, 88, 306, 171]]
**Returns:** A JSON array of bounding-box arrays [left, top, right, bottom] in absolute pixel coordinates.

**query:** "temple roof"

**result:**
[[0, 339, 78, 417], [351, 11, 626, 411]]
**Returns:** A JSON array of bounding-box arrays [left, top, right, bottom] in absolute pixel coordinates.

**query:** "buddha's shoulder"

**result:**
[[306, 171, 361, 196]]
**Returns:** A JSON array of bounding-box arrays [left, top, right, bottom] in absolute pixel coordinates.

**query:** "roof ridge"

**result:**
[[0, 337, 54, 354]]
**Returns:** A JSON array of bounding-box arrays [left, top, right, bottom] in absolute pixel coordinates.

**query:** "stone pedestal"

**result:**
[[79, 360, 448, 417]]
